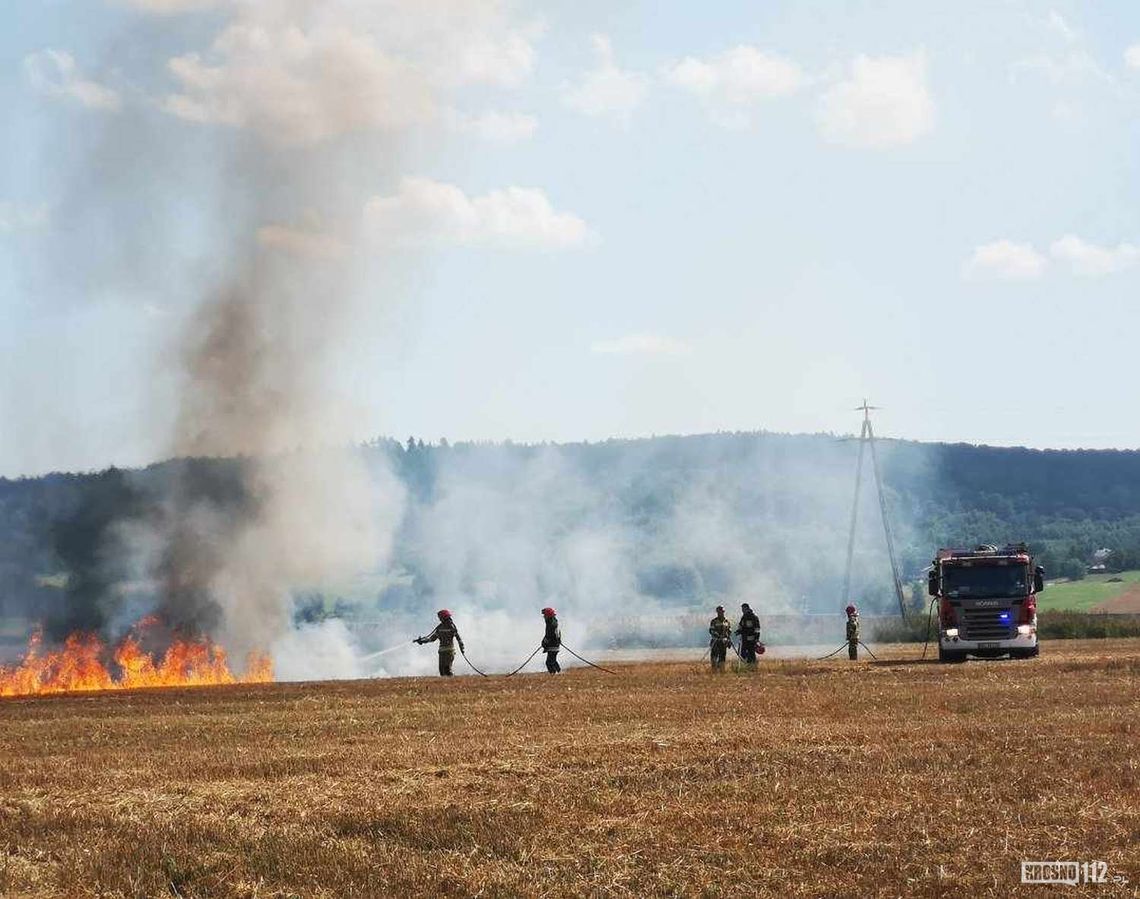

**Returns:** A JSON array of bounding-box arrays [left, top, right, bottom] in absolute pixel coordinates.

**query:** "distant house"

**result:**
[[1088, 548, 1113, 574]]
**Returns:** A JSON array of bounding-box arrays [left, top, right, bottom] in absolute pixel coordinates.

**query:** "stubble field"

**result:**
[[1, 640, 1138, 897]]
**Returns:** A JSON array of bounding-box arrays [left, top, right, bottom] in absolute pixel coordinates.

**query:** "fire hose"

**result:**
[[498, 643, 618, 676], [559, 643, 617, 675], [814, 639, 880, 661], [704, 639, 747, 665], [857, 640, 879, 660], [459, 646, 491, 677], [503, 645, 544, 677]]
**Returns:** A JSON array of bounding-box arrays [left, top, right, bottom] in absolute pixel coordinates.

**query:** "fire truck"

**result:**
[[927, 544, 1044, 662]]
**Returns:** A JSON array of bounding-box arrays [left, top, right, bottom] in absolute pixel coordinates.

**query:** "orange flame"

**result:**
[[0, 624, 272, 698]]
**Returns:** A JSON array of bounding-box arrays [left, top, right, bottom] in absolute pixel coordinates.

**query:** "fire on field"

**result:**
[[0, 617, 272, 697]]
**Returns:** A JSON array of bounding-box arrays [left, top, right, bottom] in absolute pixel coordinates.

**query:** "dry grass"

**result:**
[[1, 640, 1139, 897]]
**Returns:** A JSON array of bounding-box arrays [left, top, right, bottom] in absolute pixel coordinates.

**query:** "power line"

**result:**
[[841, 400, 908, 619]]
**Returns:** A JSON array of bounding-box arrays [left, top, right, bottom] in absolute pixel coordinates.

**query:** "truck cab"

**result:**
[[928, 544, 1043, 663]]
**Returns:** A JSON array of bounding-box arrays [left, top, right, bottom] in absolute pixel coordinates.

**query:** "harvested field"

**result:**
[[1, 640, 1138, 897]]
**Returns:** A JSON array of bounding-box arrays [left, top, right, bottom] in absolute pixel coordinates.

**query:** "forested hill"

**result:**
[[880, 441, 1140, 575], [4, 431, 1140, 625]]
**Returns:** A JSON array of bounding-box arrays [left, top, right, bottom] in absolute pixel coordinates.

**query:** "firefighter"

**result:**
[[415, 609, 465, 676], [541, 607, 561, 674], [709, 605, 732, 671], [845, 604, 860, 660], [736, 602, 762, 665]]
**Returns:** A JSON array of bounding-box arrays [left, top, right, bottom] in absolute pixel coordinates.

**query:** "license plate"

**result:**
[[979, 642, 1000, 649]]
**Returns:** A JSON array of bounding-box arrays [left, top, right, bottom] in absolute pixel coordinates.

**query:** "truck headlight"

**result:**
[[944, 628, 959, 638], [1017, 624, 1033, 636]]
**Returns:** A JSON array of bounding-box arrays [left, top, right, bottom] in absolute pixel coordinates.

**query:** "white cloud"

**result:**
[[161, 24, 433, 144], [816, 51, 933, 148], [1009, 16, 1119, 123], [1011, 51, 1114, 88], [445, 108, 537, 143], [963, 240, 1047, 281], [562, 35, 649, 121], [257, 225, 348, 260], [155, 3, 541, 145], [450, 26, 538, 87], [23, 49, 121, 112], [364, 177, 592, 251], [0, 201, 50, 234], [591, 334, 692, 356], [664, 45, 802, 128], [1125, 44, 1140, 70], [1050, 235, 1139, 276]]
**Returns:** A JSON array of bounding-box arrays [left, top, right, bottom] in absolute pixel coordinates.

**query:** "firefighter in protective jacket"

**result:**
[[735, 602, 762, 665], [416, 609, 465, 676], [845, 604, 860, 660], [541, 607, 561, 673], [709, 606, 732, 671]]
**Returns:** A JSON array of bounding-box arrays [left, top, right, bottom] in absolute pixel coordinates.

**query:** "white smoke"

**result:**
[[342, 433, 921, 677], [272, 619, 365, 681]]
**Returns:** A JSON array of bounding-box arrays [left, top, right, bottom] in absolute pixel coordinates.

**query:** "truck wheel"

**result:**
[[1012, 645, 1040, 659], [938, 645, 967, 664]]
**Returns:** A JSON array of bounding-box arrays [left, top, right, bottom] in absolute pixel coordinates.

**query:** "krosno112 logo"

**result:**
[[1021, 861, 1128, 885]]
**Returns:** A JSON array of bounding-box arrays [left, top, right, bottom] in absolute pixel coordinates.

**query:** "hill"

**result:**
[[5, 432, 1140, 632]]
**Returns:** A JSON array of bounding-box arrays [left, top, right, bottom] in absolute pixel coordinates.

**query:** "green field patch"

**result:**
[[1037, 570, 1140, 612]]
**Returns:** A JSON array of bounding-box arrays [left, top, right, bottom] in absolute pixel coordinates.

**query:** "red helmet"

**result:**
[[541, 607, 556, 617], [437, 609, 452, 619], [845, 604, 857, 616]]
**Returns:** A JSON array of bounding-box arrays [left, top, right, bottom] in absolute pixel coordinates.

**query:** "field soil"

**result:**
[[1093, 585, 1140, 614], [1, 640, 1138, 897]]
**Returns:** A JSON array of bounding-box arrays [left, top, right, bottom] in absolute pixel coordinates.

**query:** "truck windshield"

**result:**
[[942, 564, 1029, 598]]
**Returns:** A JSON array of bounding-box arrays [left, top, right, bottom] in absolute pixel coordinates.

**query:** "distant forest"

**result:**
[[4, 431, 1140, 629]]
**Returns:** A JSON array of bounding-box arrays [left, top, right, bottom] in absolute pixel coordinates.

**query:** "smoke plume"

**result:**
[[18, 0, 547, 664]]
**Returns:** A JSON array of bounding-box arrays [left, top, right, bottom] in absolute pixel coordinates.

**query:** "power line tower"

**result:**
[[841, 400, 908, 618]]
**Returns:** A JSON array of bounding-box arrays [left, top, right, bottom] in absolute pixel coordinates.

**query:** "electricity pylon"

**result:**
[[841, 400, 908, 618]]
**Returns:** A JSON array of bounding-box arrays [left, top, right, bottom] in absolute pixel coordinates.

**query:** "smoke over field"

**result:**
[[360, 434, 923, 677], [2, 2, 933, 687], [2, 429, 926, 685]]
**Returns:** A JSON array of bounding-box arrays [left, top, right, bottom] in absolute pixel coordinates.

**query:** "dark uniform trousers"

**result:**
[[738, 613, 761, 665], [846, 618, 859, 660], [709, 617, 731, 670], [543, 616, 562, 674], [425, 621, 462, 676]]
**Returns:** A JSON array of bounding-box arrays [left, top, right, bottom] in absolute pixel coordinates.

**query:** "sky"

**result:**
[[2, 0, 1140, 477]]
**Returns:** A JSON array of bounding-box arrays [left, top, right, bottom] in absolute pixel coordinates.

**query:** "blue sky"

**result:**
[[3, 0, 1140, 476]]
